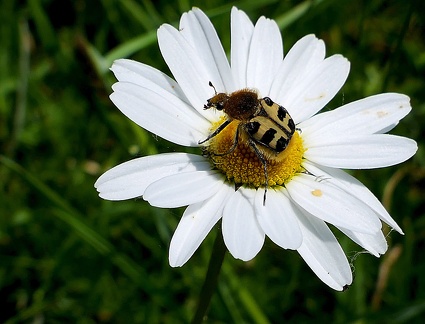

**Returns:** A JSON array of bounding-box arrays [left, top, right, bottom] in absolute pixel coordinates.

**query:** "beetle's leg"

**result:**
[[198, 119, 231, 144], [247, 139, 268, 206], [212, 124, 240, 156], [201, 121, 241, 157]]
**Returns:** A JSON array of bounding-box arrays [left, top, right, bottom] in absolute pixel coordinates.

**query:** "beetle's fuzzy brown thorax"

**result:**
[[223, 89, 260, 121], [205, 89, 260, 121]]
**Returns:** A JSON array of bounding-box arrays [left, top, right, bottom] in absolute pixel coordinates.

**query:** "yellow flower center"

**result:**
[[203, 118, 305, 188]]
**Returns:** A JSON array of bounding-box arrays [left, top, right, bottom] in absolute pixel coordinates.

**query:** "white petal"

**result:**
[[246, 16, 283, 95], [270, 35, 325, 103], [169, 184, 233, 267], [144, 170, 223, 208], [157, 24, 218, 121], [337, 227, 387, 257], [286, 174, 382, 234], [303, 161, 403, 234], [230, 7, 254, 89], [300, 93, 412, 137], [304, 134, 417, 169], [254, 188, 302, 250], [284, 54, 350, 123], [222, 188, 265, 261], [111, 59, 189, 104], [179, 8, 234, 92], [110, 82, 210, 146], [297, 211, 353, 291], [95, 153, 209, 200]]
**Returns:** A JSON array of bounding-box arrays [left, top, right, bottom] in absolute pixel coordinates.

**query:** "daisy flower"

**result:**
[[95, 7, 417, 290]]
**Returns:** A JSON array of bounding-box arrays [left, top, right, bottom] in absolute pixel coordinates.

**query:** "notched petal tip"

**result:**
[[296, 213, 353, 290]]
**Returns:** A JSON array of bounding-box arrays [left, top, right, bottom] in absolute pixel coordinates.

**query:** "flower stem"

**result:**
[[191, 228, 227, 324]]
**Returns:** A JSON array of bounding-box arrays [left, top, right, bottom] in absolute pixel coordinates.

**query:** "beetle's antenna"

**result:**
[[208, 81, 218, 95]]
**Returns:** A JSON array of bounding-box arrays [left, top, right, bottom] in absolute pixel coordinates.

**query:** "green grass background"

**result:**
[[1, 0, 424, 322]]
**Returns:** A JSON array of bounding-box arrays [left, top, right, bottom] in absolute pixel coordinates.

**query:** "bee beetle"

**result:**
[[199, 82, 296, 204]]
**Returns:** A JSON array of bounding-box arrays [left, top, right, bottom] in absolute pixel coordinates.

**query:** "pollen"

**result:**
[[204, 119, 305, 188]]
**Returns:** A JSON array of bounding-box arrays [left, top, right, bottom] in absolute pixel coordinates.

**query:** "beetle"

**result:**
[[199, 82, 296, 204]]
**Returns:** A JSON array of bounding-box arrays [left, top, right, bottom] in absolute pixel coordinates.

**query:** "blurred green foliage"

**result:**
[[1, 0, 425, 322]]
